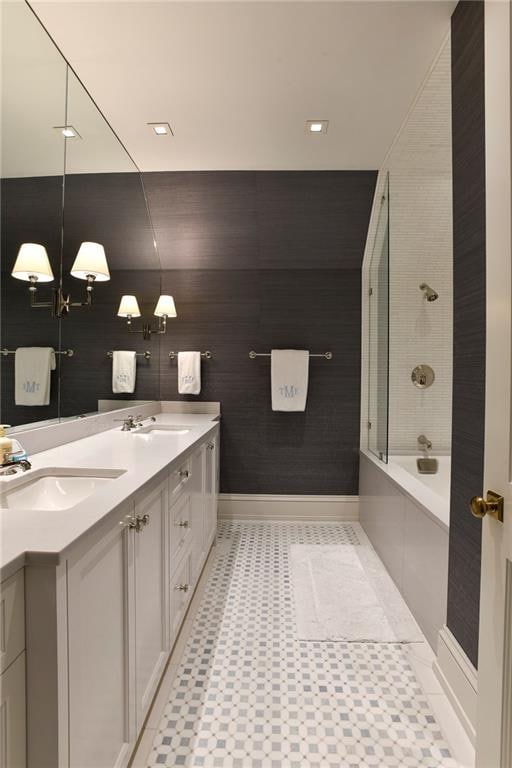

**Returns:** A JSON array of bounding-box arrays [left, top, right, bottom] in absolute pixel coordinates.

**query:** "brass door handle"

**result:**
[[470, 490, 504, 522]]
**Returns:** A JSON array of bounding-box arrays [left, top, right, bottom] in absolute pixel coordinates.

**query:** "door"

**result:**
[[133, 478, 169, 730], [0, 653, 26, 768], [67, 508, 135, 768], [475, 2, 512, 765]]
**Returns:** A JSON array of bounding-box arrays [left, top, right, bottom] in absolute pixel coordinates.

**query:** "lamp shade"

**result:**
[[70, 242, 110, 281], [154, 295, 177, 317], [117, 295, 141, 318], [11, 243, 54, 282]]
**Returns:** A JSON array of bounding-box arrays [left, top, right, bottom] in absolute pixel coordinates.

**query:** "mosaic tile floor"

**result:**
[[147, 521, 458, 768]]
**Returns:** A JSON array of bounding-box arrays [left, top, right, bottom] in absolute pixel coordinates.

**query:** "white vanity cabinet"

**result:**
[[204, 437, 218, 553], [133, 476, 169, 731], [24, 427, 219, 768], [0, 569, 26, 768], [66, 505, 135, 768]]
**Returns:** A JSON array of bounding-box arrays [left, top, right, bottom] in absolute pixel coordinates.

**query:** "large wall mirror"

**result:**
[[1, 0, 161, 430]]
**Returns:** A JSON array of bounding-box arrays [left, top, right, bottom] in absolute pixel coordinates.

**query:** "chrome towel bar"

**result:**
[[249, 350, 333, 360], [168, 351, 212, 360], [107, 350, 151, 360], [1, 348, 74, 357]]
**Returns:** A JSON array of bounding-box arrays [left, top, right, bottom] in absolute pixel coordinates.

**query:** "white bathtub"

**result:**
[[359, 450, 450, 649], [386, 454, 451, 528]]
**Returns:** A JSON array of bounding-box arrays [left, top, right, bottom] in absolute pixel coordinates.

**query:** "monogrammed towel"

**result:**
[[112, 350, 137, 394], [271, 349, 309, 412], [15, 347, 56, 406], [178, 351, 201, 395]]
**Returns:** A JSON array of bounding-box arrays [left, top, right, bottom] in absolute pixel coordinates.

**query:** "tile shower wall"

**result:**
[[387, 39, 453, 455]]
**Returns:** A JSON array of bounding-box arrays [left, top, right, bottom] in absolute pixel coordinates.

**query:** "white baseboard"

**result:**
[[218, 494, 359, 522], [433, 625, 478, 746]]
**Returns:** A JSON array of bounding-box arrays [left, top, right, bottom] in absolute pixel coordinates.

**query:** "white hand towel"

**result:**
[[15, 347, 56, 406], [112, 351, 137, 394], [271, 349, 309, 412], [178, 351, 201, 395]]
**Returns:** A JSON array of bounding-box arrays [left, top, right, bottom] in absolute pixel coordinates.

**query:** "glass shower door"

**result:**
[[368, 174, 389, 462]]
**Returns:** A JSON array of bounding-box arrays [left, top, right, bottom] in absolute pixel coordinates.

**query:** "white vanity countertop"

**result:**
[[0, 413, 219, 580]]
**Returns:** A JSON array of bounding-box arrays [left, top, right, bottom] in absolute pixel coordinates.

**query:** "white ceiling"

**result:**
[[29, 0, 455, 172]]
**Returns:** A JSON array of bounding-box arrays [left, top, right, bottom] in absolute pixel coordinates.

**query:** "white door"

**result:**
[[475, 2, 512, 765], [133, 478, 169, 730], [67, 509, 135, 768]]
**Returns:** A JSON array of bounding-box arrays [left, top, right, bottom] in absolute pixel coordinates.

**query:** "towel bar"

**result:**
[[249, 351, 333, 360], [168, 351, 212, 360], [1, 348, 74, 357], [107, 350, 151, 360]]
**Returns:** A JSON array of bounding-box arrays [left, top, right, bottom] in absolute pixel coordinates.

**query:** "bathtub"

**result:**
[[359, 449, 450, 649]]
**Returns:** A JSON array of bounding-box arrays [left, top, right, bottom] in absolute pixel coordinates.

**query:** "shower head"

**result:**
[[419, 283, 439, 302]]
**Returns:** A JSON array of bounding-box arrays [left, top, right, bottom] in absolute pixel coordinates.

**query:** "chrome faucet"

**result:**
[[417, 434, 432, 455], [0, 457, 32, 476], [114, 414, 156, 432], [114, 415, 138, 431]]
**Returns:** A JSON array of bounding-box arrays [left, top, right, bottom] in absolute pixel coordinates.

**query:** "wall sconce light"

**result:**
[[11, 241, 110, 317], [117, 294, 177, 340]]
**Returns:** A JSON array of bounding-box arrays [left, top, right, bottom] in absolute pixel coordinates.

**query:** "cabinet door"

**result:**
[[204, 436, 218, 551], [67, 511, 135, 768], [134, 479, 169, 730], [170, 552, 192, 643], [0, 653, 26, 768], [190, 446, 206, 584]]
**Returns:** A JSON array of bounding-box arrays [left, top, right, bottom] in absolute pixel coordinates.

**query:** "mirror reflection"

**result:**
[[0, 2, 161, 429]]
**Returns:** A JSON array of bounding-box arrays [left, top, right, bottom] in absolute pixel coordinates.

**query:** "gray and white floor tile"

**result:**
[[145, 521, 459, 768]]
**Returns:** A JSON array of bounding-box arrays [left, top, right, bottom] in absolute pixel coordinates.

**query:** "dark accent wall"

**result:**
[[448, 0, 486, 668], [2, 171, 376, 495], [145, 171, 376, 494]]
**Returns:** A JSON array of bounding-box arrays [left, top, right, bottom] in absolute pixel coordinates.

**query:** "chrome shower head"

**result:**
[[419, 283, 439, 302]]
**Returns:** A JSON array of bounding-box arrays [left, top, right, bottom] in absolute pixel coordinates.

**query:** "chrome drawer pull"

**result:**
[[175, 583, 189, 592], [177, 520, 190, 528]]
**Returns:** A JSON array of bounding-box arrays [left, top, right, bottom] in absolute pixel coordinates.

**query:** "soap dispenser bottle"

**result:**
[[0, 425, 12, 464]]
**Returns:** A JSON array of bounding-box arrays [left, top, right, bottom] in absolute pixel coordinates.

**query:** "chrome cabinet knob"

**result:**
[[177, 520, 190, 528], [119, 514, 136, 529], [175, 583, 189, 592], [207, 442, 214, 451], [470, 490, 504, 522], [179, 469, 190, 479]]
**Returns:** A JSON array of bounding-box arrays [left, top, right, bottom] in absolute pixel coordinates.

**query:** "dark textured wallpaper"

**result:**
[[448, 0, 486, 669], [2, 170, 376, 495]]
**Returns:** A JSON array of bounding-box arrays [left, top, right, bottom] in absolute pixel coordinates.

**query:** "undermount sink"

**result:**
[[134, 425, 191, 435], [0, 468, 125, 511]]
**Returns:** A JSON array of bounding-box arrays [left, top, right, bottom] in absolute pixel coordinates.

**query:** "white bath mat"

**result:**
[[290, 542, 424, 643]]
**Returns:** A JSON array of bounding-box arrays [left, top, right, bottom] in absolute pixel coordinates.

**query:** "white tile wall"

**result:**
[[361, 36, 453, 457]]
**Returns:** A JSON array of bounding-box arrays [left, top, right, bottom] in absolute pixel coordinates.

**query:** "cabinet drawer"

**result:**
[[0, 570, 25, 675], [169, 459, 191, 504], [170, 553, 192, 642], [169, 493, 192, 568]]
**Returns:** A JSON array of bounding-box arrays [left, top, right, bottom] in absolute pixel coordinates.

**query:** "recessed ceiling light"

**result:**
[[54, 125, 80, 139], [306, 120, 329, 135], [147, 122, 173, 136]]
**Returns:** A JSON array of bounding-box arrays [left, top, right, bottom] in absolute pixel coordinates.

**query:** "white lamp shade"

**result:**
[[11, 243, 54, 282], [117, 295, 141, 318], [70, 242, 110, 281], [154, 294, 177, 317]]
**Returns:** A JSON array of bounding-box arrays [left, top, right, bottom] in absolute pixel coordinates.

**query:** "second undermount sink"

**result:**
[[134, 425, 191, 436], [0, 468, 125, 511]]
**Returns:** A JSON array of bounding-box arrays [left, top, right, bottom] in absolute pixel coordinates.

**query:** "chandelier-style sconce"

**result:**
[[11, 241, 110, 317], [117, 294, 177, 340]]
